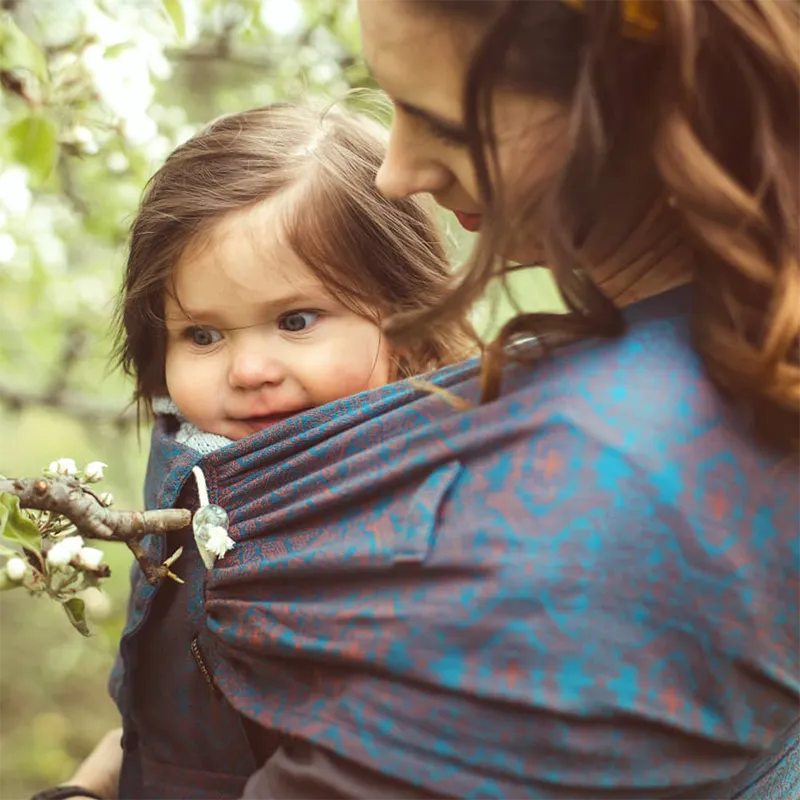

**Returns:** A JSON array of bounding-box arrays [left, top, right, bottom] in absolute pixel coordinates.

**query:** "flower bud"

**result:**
[[81, 587, 112, 620], [47, 458, 77, 476], [5, 557, 28, 581], [69, 125, 99, 156], [47, 535, 85, 567], [83, 461, 107, 482], [77, 546, 104, 570]]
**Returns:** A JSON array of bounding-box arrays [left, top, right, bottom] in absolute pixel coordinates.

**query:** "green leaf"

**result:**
[[0, 542, 21, 558], [0, 16, 48, 79], [0, 493, 41, 554], [162, 0, 186, 40], [63, 597, 90, 637], [7, 115, 58, 186]]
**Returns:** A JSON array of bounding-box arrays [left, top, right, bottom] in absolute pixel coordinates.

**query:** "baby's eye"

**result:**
[[279, 310, 319, 333], [187, 326, 223, 346]]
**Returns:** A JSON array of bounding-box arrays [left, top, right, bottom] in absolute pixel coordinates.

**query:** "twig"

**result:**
[[44, 325, 89, 399], [1, 477, 191, 584], [0, 377, 136, 429], [165, 45, 275, 73], [56, 155, 89, 216]]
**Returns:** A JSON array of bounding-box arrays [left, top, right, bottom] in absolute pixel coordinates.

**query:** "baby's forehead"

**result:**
[[195, 193, 294, 251], [180, 192, 296, 262], [171, 175, 378, 321], [170, 205, 333, 311], [169, 255, 327, 306]]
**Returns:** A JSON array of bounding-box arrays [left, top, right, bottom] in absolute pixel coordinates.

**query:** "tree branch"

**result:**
[[45, 325, 89, 398], [1, 477, 191, 584], [56, 154, 90, 216], [0, 377, 136, 429], [165, 44, 276, 72]]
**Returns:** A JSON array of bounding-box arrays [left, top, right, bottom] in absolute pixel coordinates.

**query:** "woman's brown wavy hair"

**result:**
[[390, 0, 799, 450], [115, 101, 475, 413]]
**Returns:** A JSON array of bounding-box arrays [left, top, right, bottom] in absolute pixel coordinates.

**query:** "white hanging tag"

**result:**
[[191, 466, 236, 569]]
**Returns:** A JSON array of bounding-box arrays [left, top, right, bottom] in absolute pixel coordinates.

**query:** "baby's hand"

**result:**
[[65, 727, 123, 799]]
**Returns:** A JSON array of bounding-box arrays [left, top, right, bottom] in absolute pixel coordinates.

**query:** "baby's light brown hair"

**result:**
[[115, 101, 474, 409]]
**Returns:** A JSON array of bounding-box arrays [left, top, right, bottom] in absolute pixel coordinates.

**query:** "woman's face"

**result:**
[[358, 0, 570, 262]]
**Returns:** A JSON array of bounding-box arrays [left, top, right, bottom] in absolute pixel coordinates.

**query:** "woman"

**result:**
[[43, 1, 798, 799], [352, 1, 800, 797]]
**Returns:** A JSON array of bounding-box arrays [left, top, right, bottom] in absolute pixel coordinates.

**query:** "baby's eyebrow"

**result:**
[[163, 313, 191, 326], [164, 288, 330, 328]]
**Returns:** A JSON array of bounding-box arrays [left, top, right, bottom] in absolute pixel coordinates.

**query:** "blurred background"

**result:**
[[0, 0, 562, 796]]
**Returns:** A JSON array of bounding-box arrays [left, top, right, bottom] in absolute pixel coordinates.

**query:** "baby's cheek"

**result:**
[[349, 347, 392, 392], [165, 354, 213, 423], [303, 349, 379, 403]]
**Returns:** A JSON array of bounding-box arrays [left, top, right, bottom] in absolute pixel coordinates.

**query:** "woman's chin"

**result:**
[[503, 249, 548, 269], [499, 234, 548, 267]]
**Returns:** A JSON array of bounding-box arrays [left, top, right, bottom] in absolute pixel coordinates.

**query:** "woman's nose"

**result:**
[[376, 123, 452, 200]]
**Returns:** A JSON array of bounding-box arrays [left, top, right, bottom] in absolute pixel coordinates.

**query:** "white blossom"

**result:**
[[205, 525, 236, 559], [47, 535, 84, 567], [48, 457, 77, 476], [81, 587, 112, 620], [0, 166, 32, 216], [77, 546, 104, 570], [106, 152, 129, 173], [260, 0, 303, 35], [69, 125, 99, 155], [5, 557, 28, 581], [100, 492, 114, 507], [0, 233, 17, 264], [83, 461, 107, 482]]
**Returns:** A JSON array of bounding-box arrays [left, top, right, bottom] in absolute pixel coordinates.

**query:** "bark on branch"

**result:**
[[0, 378, 136, 429], [0, 477, 191, 584]]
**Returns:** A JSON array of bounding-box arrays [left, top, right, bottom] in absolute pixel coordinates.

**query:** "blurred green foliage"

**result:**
[[0, 410, 145, 799], [0, 1, 563, 797]]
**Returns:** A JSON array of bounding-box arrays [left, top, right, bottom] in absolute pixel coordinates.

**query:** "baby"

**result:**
[[115, 101, 474, 450]]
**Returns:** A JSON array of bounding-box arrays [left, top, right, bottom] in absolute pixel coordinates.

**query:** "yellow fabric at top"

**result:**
[[561, 0, 661, 40]]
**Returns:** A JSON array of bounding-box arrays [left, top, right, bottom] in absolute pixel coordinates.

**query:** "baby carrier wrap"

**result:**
[[111, 288, 799, 799]]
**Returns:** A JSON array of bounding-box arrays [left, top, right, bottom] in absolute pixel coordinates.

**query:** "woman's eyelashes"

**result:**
[[427, 121, 469, 147], [396, 102, 468, 147]]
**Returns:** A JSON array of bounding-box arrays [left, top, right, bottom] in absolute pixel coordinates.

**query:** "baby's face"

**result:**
[[163, 199, 392, 441]]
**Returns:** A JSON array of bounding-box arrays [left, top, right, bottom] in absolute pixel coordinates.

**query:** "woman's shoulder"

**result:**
[[489, 284, 797, 534], [503, 286, 763, 468]]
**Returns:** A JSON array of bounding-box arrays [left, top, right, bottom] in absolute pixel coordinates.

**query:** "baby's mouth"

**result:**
[[233, 409, 309, 434], [238, 414, 292, 431]]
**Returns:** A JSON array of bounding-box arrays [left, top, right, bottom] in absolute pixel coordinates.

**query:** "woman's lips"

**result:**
[[453, 210, 482, 232]]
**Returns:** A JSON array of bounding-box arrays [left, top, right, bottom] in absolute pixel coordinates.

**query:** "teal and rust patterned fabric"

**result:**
[[111, 287, 799, 799]]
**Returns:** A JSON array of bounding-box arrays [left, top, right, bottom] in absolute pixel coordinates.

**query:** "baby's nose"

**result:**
[[228, 350, 285, 390]]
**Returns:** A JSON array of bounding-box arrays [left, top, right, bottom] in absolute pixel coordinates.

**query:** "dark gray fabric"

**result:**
[[242, 740, 448, 800], [241, 723, 800, 800]]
